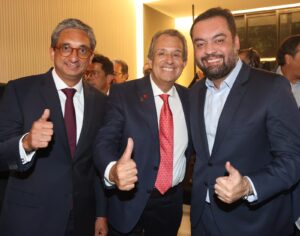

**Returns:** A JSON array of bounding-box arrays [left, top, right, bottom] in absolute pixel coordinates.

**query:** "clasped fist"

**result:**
[[109, 138, 138, 191], [22, 109, 54, 152]]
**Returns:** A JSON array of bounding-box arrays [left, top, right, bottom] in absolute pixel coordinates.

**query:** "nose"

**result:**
[[204, 42, 216, 54], [69, 48, 80, 60], [164, 52, 174, 63]]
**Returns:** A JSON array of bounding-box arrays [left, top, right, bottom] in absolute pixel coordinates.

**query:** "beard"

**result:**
[[197, 52, 237, 80]]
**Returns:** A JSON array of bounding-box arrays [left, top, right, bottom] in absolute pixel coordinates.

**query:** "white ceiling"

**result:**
[[145, 0, 300, 18]]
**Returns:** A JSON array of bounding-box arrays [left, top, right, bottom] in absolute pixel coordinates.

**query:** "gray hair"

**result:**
[[51, 18, 96, 50], [147, 29, 188, 62]]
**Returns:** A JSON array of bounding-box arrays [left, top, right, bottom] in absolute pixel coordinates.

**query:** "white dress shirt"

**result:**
[[104, 76, 188, 187], [19, 69, 84, 164]]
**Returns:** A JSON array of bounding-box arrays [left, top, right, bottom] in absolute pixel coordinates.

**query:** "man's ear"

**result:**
[[284, 54, 291, 65], [49, 47, 55, 62]]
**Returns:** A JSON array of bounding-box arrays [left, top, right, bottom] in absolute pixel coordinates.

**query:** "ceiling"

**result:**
[[145, 0, 300, 18]]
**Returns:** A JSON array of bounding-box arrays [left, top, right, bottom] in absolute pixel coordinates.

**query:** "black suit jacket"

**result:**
[[0, 69, 107, 236], [93, 76, 191, 233], [190, 64, 300, 236]]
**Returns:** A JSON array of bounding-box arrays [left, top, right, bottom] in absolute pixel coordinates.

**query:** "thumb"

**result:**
[[120, 138, 134, 162], [39, 109, 50, 121], [225, 161, 239, 177]]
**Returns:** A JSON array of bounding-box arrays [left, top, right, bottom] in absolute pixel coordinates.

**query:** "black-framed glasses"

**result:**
[[55, 44, 92, 59]]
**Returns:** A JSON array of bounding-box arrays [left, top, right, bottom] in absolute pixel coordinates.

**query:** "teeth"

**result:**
[[207, 58, 222, 63], [162, 67, 174, 71]]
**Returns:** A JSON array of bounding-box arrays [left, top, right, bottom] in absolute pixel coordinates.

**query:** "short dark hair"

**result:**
[[92, 54, 114, 76], [277, 35, 300, 66], [147, 29, 188, 62], [190, 7, 236, 39], [51, 18, 96, 50], [113, 60, 128, 74], [239, 48, 261, 68]]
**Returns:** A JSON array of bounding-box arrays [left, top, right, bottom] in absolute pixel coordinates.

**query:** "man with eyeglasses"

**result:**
[[85, 54, 114, 95], [0, 18, 108, 236]]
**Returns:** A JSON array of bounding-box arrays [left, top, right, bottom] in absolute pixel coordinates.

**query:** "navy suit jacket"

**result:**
[[93, 76, 191, 233], [0, 69, 107, 236], [190, 64, 300, 236]]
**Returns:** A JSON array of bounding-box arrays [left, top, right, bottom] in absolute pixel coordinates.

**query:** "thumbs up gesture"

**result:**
[[22, 109, 54, 152], [109, 138, 138, 191], [214, 161, 252, 204]]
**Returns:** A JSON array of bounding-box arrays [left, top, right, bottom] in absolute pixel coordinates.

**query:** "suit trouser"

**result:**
[[108, 185, 183, 236]]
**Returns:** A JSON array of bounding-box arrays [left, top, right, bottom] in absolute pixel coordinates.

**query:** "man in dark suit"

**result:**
[[0, 18, 107, 236], [189, 7, 300, 236], [94, 29, 190, 236]]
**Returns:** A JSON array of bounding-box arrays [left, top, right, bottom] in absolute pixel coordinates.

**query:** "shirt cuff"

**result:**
[[19, 133, 35, 164], [244, 176, 258, 202], [104, 161, 117, 187], [296, 217, 300, 230]]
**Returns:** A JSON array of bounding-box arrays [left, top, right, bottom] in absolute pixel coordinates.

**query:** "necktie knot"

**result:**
[[159, 94, 169, 103], [62, 88, 76, 99]]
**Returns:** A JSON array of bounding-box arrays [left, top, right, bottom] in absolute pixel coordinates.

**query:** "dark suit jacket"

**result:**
[[93, 76, 190, 233], [189, 63, 300, 236], [0, 69, 107, 236]]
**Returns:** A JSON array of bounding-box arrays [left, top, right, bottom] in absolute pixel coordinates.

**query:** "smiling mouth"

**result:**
[[162, 67, 174, 72]]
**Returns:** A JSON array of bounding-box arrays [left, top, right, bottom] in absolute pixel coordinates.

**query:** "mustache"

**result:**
[[201, 54, 224, 61]]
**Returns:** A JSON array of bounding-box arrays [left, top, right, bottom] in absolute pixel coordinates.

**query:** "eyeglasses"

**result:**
[[55, 44, 92, 59]]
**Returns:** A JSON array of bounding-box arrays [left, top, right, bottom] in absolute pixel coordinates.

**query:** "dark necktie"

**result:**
[[155, 94, 173, 194], [62, 88, 77, 159]]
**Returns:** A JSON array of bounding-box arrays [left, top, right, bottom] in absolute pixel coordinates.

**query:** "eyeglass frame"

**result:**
[[54, 44, 93, 59]]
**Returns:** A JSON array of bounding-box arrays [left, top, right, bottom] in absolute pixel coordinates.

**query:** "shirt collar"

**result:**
[[206, 59, 242, 90], [52, 68, 83, 94], [149, 75, 176, 97]]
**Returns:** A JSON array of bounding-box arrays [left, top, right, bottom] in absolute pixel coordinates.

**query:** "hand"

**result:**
[[95, 217, 108, 236], [214, 161, 252, 204], [109, 138, 138, 191], [22, 109, 54, 152]]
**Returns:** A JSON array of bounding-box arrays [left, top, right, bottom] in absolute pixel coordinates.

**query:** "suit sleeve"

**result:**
[[0, 81, 35, 172], [95, 171, 107, 217], [249, 76, 300, 203], [93, 85, 126, 178]]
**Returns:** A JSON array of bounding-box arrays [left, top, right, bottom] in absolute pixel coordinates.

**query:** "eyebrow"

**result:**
[[193, 33, 227, 43]]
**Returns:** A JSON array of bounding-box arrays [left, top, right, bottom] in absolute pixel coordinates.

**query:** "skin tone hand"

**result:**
[[95, 217, 108, 236], [109, 138, 138, 191], [214, 161, 253, 204], [22, 109, 54, 152]]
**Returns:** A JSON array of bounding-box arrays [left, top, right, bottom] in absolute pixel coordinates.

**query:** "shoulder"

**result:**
[[247, 67, 290, 90], [8, 69, 52, 88]]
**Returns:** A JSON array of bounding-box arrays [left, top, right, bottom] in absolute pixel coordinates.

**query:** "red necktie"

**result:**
[[155, 94, 173, 194], [62, 88, 77, 159]]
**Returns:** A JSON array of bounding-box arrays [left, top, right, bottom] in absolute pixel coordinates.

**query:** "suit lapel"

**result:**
[[39, 69, 70, 157], [196, 81, 211, 159], [136, 77, 159, 142], [74, 82, 94, 159], [211, 64, 251, 157]]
